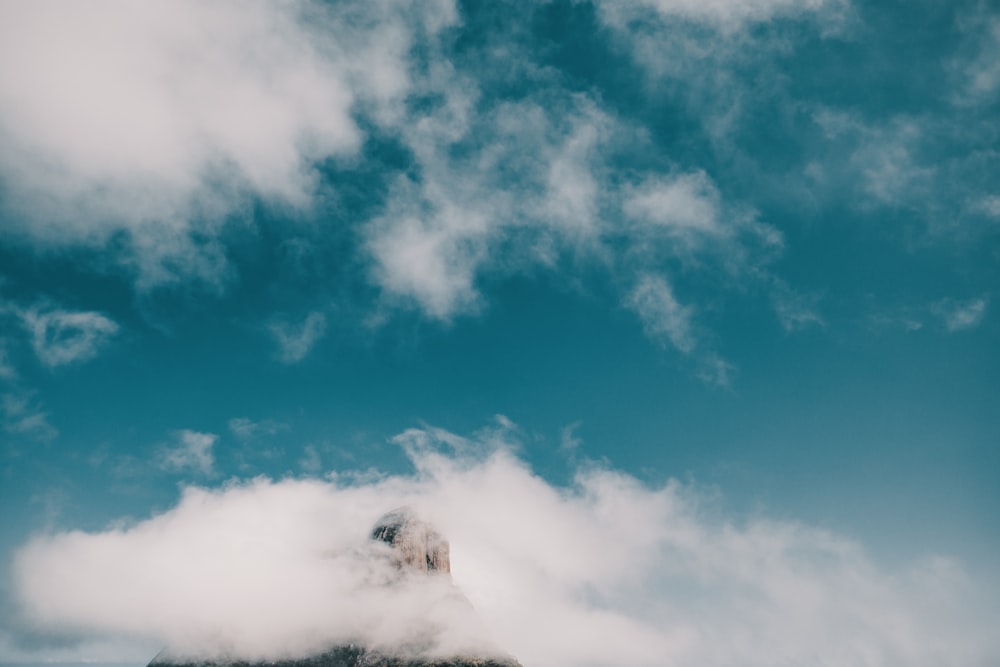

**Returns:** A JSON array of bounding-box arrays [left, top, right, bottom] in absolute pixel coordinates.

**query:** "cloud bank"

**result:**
[[11, 424, 999, 667]]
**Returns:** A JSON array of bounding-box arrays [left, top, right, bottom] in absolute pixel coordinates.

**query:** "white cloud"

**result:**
[[299, 445, 323, 475], [228, 417, 289, 442], [0, 338, 15, 380], [696, 353, 737, 387], [0, 0, 456, 288], [367, 178, 490, 320], [972, 194, 1000, 218], [953, 12, 1000, 104], [934, 296, 988, 332], [622, 169, 783, 279], [10, 423, 999, 667], [365, 95, 615, 320], [270, 311, 327, 364], [627, 273, 697, 354], [597, 0, 843, 30], [870, 297, 990, 335], [770, 281, 825, 332], [624, 172, 722, 238], [19, 307, 119, 368], [559, 421, 582, 453], [625, 273, 738, 386], [1, 389, 57, 442], [159, 430, 217, 476], [813, 111, 936, 207]]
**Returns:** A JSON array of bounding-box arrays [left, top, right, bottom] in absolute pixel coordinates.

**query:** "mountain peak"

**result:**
[[371, 507, 450, 575]]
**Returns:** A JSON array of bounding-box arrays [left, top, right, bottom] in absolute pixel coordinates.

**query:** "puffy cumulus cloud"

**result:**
[[0, 0, 456, 288], [12, 423, 999, 667], [159, 430, 218, 476], [18, 307, 119, 368]]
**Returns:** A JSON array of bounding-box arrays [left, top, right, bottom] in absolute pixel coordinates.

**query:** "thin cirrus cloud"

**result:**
[[11, 422, 999, 667]]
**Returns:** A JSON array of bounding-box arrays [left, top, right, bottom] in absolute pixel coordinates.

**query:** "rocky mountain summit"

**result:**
[[371, 508, 451, 575], [150, 508, 522, 667]]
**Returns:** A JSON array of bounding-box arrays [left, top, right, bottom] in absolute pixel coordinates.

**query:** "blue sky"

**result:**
[[0, 0, 998, 665]]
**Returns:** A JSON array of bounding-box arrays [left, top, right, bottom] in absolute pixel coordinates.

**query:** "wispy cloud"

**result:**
[[228, 417, 289, 442], [365, 95, 615, 320], [813, 111, 936, 207], [0, 0, 794, 388], [299, 444, 323, 475], [596, 0, 847, 31], [627, 273, 697, 354], [626, 273, 738, 386], [559, 421, 583, 453], [1, 390, 57, 442], [623, 172, 723, 239], [869, 295, 990, 335], [771, 281, 825, 332], [19, 307, 119, 368], [11, 423, 1000, 666], [953, 10, 1000, 104], [933, 296, 989, 332], [972, 194, 1000, 218], [159, 430, 217, 476], [0, 339, 16, 380], [269, 311, 327, 364]]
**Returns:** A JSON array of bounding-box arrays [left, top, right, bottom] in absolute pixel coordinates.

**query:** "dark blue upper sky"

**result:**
[[0, 0, 998, 661]]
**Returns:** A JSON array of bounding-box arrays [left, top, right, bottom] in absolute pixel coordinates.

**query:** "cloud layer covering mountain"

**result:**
[[12, 425, 999, 667]]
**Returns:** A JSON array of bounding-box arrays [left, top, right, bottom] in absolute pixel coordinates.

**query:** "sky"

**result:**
[[0, 0, 998, 665]]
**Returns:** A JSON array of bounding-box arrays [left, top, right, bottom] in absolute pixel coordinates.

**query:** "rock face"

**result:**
[[371, 508, 451, 575], [149, 508, 522, 667]]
